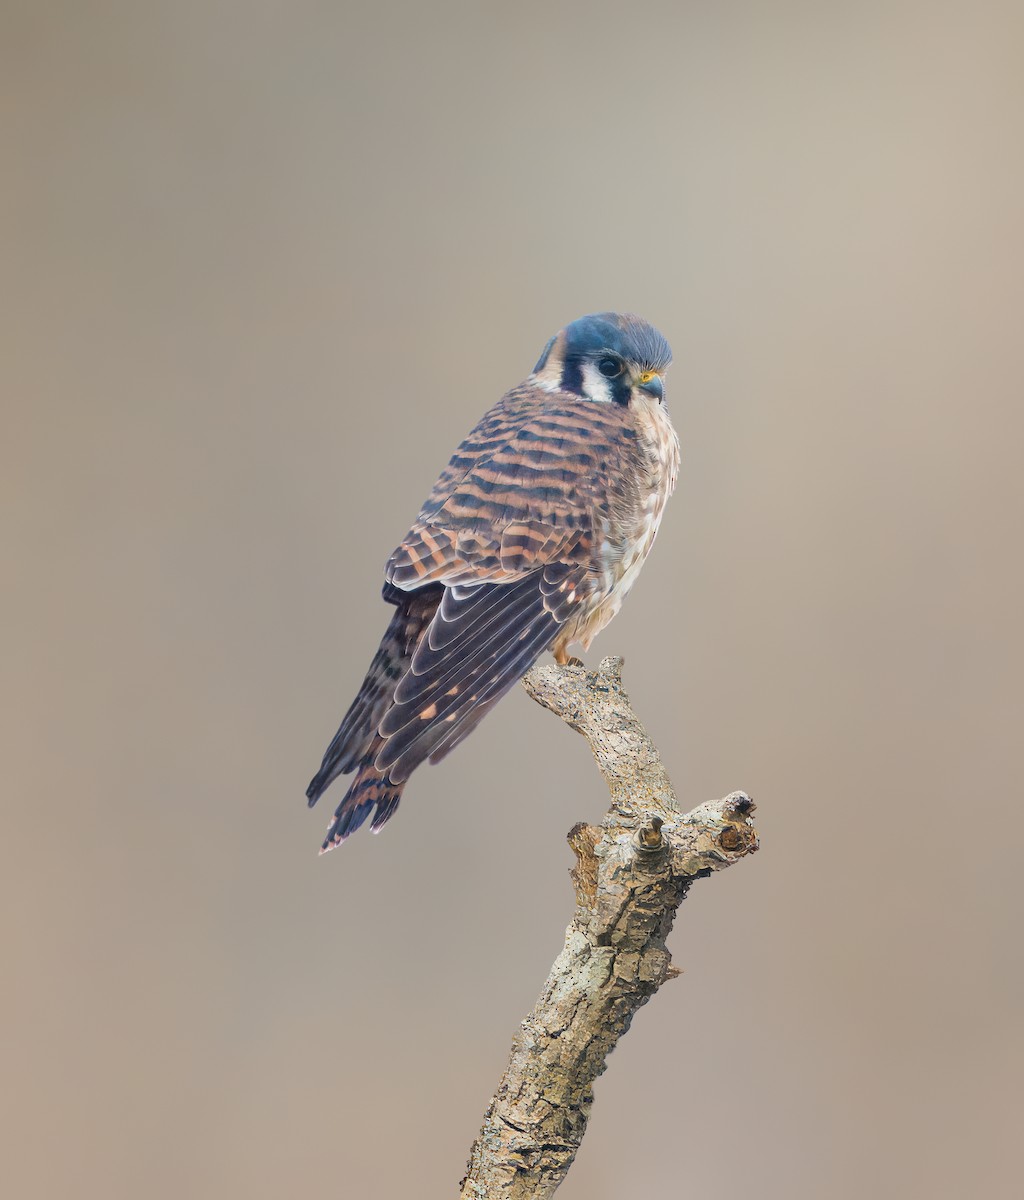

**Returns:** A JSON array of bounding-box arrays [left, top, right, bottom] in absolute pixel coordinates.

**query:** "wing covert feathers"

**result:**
[[384, 388, 630, 592]]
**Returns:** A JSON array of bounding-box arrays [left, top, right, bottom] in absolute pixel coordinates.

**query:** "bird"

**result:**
[[306, 312, 679, 852]]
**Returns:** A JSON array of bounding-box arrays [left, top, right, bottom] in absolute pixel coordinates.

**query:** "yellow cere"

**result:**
[[638, 371, 656, 385]]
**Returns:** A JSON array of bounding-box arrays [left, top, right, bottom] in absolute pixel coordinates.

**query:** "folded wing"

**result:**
[[309, 389, 629, 849]]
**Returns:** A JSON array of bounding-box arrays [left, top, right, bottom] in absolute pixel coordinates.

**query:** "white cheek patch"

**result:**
[[580, 360, 614, 403]]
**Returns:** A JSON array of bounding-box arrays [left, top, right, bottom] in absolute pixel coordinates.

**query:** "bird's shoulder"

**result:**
[[385, 381, 629, 591], [420, 382, 629, 511]]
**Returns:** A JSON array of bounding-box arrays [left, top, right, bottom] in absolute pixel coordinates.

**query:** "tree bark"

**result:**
[[460, 656, 758, 1199]]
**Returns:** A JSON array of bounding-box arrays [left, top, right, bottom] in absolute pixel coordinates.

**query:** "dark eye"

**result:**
[[598, 357, 621, 378]]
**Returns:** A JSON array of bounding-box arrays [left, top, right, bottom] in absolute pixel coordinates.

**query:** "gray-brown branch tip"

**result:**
[[596, 654, 624, 682], [723, 790, 755, 820], [714, 790, 756, 826], [522, 652, 624, 703], [676, 791, 758, 863]]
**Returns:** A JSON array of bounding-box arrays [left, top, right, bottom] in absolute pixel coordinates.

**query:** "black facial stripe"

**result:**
[[560, 357, 584, 396], [609, 376, 631, 406]]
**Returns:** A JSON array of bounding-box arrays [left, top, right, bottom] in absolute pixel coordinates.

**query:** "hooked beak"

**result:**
[[637, 373, 664, 402]]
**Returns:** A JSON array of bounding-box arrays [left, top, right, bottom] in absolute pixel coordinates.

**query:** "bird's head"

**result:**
[[531, 312, 672, 405]]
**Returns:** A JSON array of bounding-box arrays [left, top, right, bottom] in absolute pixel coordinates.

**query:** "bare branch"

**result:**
[[460, 656, 757, 1199]]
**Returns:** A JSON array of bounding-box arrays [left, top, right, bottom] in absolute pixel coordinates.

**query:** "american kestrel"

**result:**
[[307, 313, 678, 851]]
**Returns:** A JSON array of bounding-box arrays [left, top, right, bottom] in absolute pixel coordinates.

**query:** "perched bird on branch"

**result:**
[[306, 312, 679, 851]]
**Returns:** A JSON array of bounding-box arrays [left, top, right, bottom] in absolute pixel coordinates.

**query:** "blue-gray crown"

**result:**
[[535, 312, 672, 374]]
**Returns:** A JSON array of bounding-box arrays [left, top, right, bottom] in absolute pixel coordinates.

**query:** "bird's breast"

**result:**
[[566, 396, 679, 650]]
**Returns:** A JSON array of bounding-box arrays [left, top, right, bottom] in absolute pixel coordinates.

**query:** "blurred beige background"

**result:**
[[3, 2, 1022, 1197]]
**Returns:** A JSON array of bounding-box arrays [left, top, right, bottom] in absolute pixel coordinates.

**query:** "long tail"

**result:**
[[315, 734, 404, 852], [307, 584, 439, 851]]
